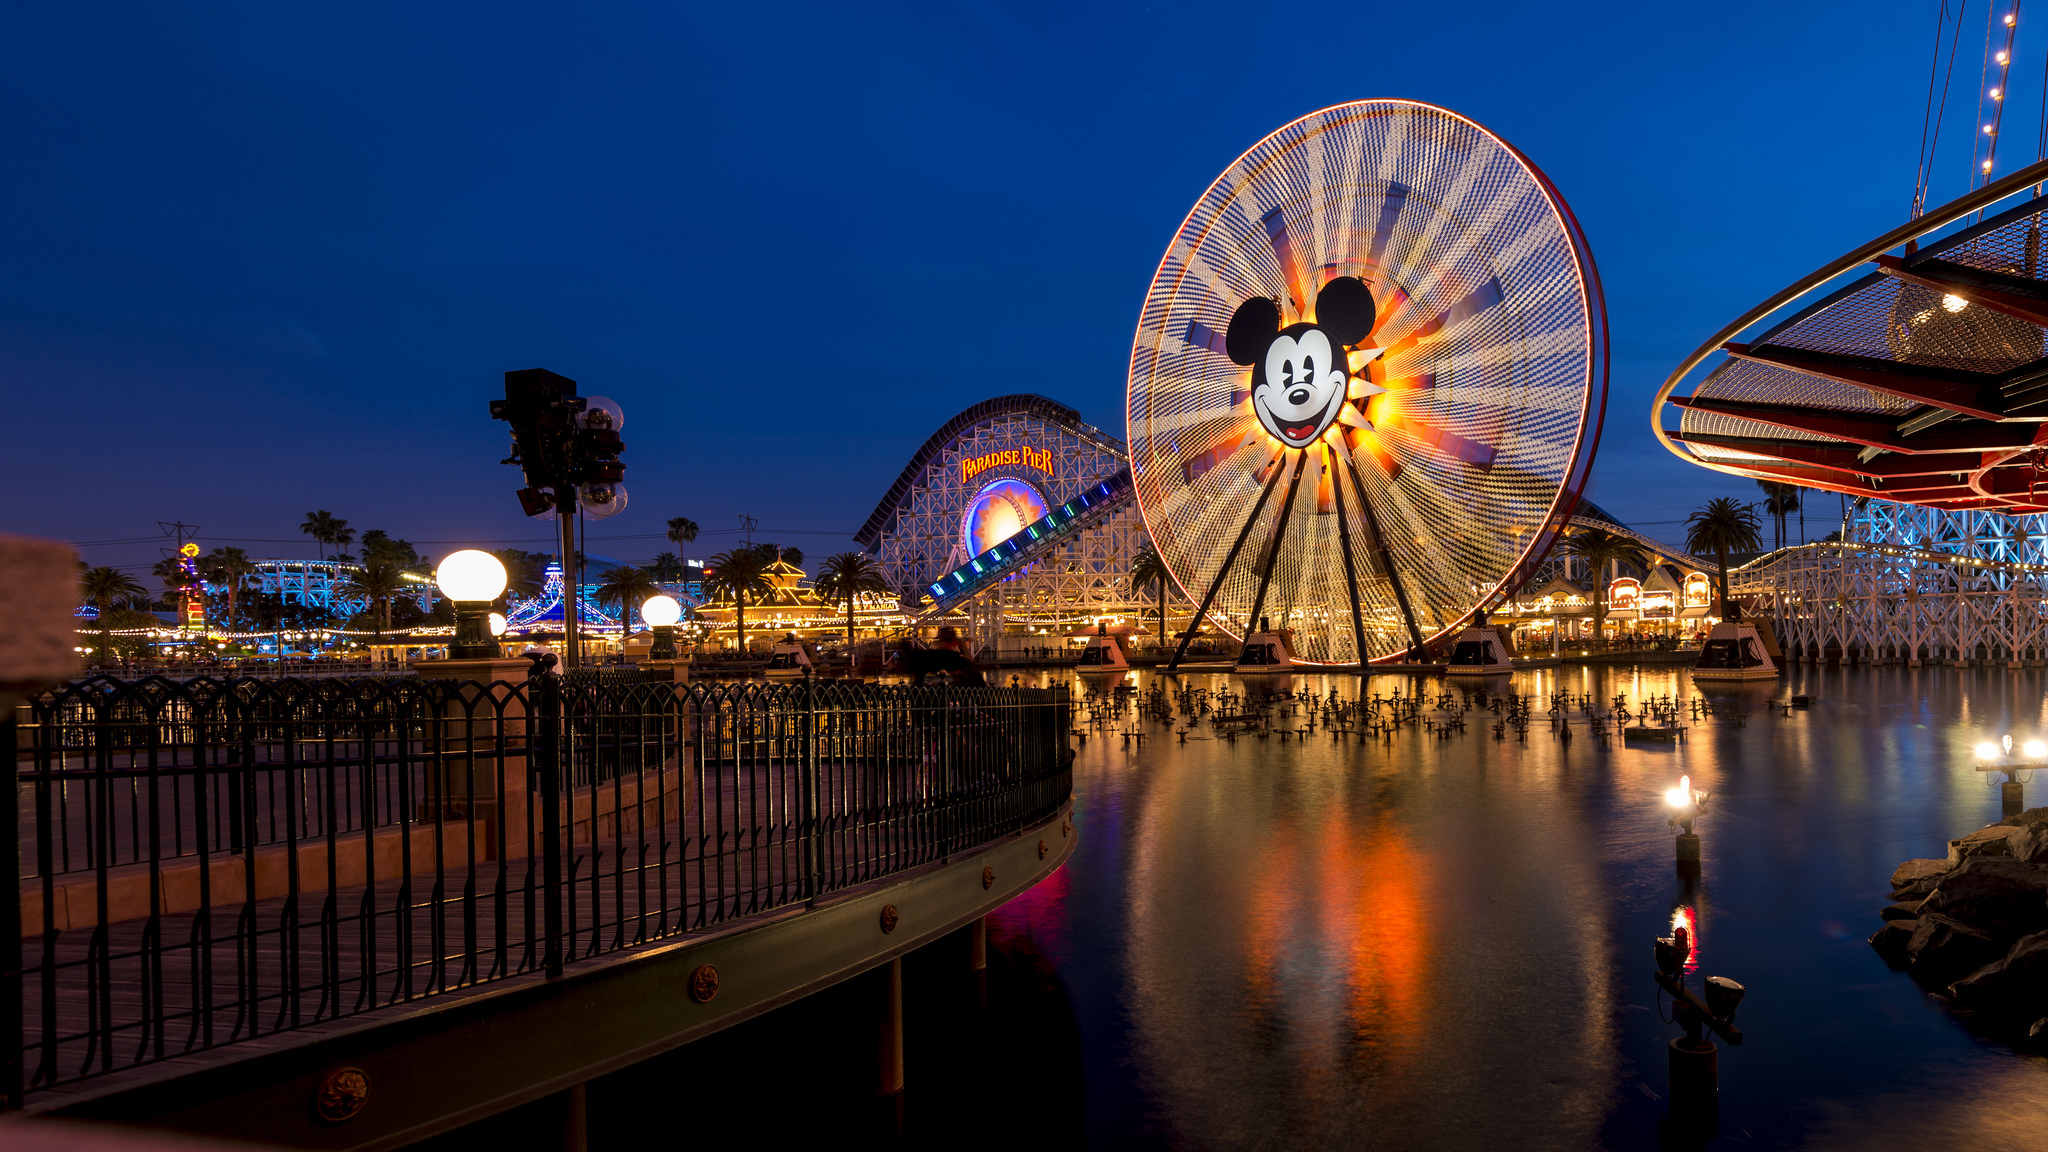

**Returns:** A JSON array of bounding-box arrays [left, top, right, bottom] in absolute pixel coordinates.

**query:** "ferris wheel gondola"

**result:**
[[1124, 100, 1608, 667]]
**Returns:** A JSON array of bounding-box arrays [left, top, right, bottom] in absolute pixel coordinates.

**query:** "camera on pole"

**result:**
[[490, 368, 629, 668]]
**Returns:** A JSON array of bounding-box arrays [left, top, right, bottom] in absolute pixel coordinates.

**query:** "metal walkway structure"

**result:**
[[1655, 157, 2048, 513]]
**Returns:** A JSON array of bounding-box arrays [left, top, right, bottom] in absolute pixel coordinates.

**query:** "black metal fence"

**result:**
[[2, 673, 1071, 1105]]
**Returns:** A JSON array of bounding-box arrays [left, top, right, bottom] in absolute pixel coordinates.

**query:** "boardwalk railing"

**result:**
[[3, 672, 1071, 1106]]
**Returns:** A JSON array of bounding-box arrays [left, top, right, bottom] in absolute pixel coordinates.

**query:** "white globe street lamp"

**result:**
[[643, 594, 682, 659], [437, 550, 509, 659]]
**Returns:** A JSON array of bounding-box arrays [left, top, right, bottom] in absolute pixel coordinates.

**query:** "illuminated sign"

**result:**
[[1609, 577, 1641, 612], [961, 444, 1055, 484], [962, 478, 1050, 557], [178, 543, 205, 628], [1641, 590, 1675, 619], [1683, 573, 1712, 609]]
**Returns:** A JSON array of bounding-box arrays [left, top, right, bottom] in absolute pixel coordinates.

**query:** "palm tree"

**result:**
[[360, 529, 421, 568], [1685, 498, 1764, 617], [815, 552, 890, 648], [151, 556, 198, 610], [80, 566, 146, 663], [1755, 480, 1801, 551], [491, 549, 547, 605], [301, 511, 346, 561], [342, 560, 408, 643], [1564, 529, 1648, 644], [595, 565, 660, 632], [1130, 540, 1171, 648], [201, 546, 255, 630], [647, 552, 683, 582], [667, 517, 700, 556], [703, 549, 773, 652], [779, 546, 803, 568]]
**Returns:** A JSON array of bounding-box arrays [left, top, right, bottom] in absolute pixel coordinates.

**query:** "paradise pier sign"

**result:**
[[961, 443, 1055, 483]]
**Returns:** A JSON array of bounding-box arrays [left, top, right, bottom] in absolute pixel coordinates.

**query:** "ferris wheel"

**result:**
[[1125, 100, 1607, 667]]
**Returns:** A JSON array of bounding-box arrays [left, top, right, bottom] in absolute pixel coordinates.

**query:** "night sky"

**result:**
[[2, 2, 2016, 577]]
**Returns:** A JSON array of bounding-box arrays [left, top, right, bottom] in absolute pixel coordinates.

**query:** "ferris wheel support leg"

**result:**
[[1328, 445, 1373, 669], [1340, 453, 1429, 659], [1166, 452, 1289, 673], [1244, 453, 1307, 637]]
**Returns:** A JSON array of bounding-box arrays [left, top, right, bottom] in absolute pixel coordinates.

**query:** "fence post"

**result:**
[[940, 688, 954, 859], [537, 671, 565, 980], [2, 711, 21, 1111], [801, 674, 820, 904]]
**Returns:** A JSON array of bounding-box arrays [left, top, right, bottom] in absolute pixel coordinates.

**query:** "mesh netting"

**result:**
[[1125, 101, 1602, 664], [1676, 207, 2048, 475]]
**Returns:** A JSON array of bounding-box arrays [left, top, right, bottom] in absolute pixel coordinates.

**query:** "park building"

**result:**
[[688, 556, 910, 652], [1488, 500, 1722, 652]]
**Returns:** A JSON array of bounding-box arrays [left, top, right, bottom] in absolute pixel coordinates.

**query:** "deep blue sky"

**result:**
[[3, 2, 2029, 576]]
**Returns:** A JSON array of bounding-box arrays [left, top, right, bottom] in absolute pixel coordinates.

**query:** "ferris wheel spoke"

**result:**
[[1261, 206, 1310, 317], [1165, 450, 1288, 673], [1326, 443, 1372, 666], [1380, 277, 1505, 360], [1335, 437, 1428, 657], [1244, 451, 1309, 635]]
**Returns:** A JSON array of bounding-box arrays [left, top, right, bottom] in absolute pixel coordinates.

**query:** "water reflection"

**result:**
[[987, 663, 2048, 1149]]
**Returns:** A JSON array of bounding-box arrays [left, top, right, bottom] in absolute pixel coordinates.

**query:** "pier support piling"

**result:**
[[1676, 833, 1701, 879], [877, 958, 904, 1097]]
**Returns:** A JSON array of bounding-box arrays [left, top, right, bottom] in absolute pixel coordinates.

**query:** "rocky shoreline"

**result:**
[[1873, 807, 2048, 1038]]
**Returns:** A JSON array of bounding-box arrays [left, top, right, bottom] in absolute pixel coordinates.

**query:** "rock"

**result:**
[[1951, 930, 2048, 1016], [1909, 914, 2006, 984], [1870, 918, 1916, 959], [1882, 899, 1927, 921], [2010, 823, 2048, 865], [1996, 806, 2048, 830], [1893, 858, 1952, 888], [1894, 877, 1942, 900], [1920, 858, 2048, 940], [1948, 824, 2026, 865]]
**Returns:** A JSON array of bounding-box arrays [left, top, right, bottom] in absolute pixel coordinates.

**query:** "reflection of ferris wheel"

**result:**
[[1126, 100, 1607, 667]]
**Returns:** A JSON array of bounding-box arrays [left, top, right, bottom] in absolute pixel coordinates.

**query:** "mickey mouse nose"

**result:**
[[1288, 389, 1310, 406]]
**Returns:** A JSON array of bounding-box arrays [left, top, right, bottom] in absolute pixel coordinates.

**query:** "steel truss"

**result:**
[[1731, 500, 2048, 665], [861, 400, 1156, 630], [247, 560, 372, 617]]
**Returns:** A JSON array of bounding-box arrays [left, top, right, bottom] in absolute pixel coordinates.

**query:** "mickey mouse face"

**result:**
[[1257, 327, 1345, 447], [1225, 276, 1377, 450]]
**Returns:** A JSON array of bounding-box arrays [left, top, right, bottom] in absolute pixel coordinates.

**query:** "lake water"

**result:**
[[570, 663, 2048, 1151], [973, 664, 2048, 1151]]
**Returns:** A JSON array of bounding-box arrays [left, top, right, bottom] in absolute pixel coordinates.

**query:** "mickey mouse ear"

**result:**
[[1313, 276, 1376, 346], [1224, 296, 1282, 366]]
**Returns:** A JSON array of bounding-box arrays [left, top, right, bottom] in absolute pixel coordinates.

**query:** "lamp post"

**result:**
[[643, 594, 681, 659], [1666, 774, 1709, 878], [437, 550, 509, 660], [1974, 734, 2039, 811], [1653, 916, 1746, 1134]]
